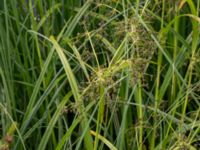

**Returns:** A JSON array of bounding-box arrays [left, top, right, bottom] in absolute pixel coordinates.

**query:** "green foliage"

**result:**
[[0, 0, 200, 149]]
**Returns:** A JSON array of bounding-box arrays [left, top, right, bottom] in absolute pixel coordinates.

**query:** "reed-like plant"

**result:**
[[0, 0, 200, 149]]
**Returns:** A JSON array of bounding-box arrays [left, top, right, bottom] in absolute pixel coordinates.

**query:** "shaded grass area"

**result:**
[[0, 0, 200, 149]]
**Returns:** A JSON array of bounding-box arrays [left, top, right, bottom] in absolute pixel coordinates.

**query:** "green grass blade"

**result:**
[[50, 36, 93, 150], [38, 92, 72, 150]]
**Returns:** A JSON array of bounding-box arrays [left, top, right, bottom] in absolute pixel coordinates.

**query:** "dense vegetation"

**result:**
[[0, 0, 200, 149]]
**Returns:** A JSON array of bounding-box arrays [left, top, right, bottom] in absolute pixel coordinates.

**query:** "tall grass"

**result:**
[[0, 0, 200, 149]]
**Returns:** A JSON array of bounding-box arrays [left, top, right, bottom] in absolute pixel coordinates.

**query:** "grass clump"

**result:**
[[0, 0, 200, 150]]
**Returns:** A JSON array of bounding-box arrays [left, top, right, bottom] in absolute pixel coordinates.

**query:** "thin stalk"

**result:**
[[29, 0, 44, 70], [94, 85, 105, 150], [181, 0, 199, 122], [136, 74, 143, 150], [171, 2, 179, 105], [150, 1, 164, 149], [163, 2, 180, 148]]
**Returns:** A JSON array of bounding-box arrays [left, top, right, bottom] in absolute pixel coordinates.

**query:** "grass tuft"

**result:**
[[0, 0, 200, 149]]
